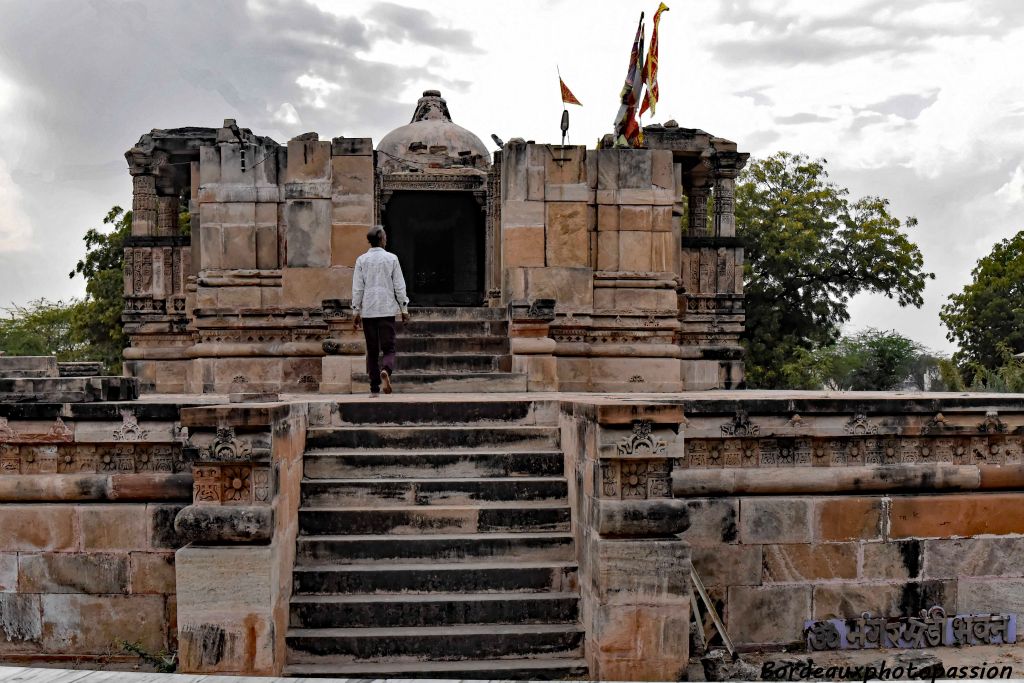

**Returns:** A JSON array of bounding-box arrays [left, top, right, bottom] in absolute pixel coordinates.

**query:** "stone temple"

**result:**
[[122, 89, 747, 395], [2, 90, 1024, 682]]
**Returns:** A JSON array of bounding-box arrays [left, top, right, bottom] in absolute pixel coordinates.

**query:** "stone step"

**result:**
[[286, 622, 585, 663], [292, 561, 579, 595], [296, 531, 575, 564], [398, 335, 509, 353], [283, 656, 589, 680], [305, 425, 558, 450], [300, 477, 569, 507], [405, 306, 508, 321], [330, 399, 539, 426], [399, 319, 508, 337], [289, 592, 580, 629], [392, 353, 511, 373], [299, 504, 571, 535], [351, 371, 528, 393], [303, 449, 565, 478]]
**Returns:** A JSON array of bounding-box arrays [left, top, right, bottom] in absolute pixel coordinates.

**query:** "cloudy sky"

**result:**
[[1, 0, 1022, 353]]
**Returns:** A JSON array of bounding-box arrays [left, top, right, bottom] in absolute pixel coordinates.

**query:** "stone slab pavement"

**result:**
[[0, 666, 500, 683]]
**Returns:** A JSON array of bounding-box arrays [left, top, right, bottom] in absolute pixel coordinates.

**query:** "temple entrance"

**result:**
[[383, 190, 485, 306]]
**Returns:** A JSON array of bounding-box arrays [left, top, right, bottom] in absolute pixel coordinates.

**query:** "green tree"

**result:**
[[940, 231, 1024, 370], [0, 299, 85, 359], [812, 328, 928, 391], [736, 152, 934, 388], [68, 206, 132, 373]]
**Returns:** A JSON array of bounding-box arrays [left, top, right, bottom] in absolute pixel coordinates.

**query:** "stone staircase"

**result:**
[[352, 306, 528, 393], [284, 400, 588, 679]]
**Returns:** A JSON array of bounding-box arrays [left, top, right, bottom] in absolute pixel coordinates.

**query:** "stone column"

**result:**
[[712, 173, 736, 237], [174, 403, 307, 676], [687, 178, 711, 237], [132, 174, 158, 236], [156, 196, 180, 236]]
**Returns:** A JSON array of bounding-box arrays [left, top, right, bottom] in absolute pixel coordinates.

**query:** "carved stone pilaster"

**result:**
[[712, 174, 736, 237], [156, 196, 180, 236], [687, 180, 711, 237], [132, 175, 158, 236]]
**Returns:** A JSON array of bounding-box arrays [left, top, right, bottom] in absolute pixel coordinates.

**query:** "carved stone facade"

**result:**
[[123, 91, 747, 393]]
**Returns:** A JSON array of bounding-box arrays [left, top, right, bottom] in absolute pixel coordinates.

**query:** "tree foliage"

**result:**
[[736, 152, 934, 388], [68, 206, 132, 373], [0, 299, 85, 360], [940, 230, 1024, 370], [813, 328, 928, 391]]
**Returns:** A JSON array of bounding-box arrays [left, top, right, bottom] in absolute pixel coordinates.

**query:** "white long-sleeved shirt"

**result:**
[[351, 247, 410, 318]]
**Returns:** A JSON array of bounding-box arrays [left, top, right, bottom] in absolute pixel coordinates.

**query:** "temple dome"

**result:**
[[376, 90, 490, 172]]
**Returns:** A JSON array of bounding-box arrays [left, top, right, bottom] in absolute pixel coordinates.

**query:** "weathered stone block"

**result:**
[[40, 594, 166, 654], [618, 231, 652, 271], [0, 553, 15, 592], [762, 543, 856, 582], [545, 183, 592, 202], [813, 580, 956, 619], [178, 611, 275, 674], [597, 205, 619, 232], [0, 506, 77, 551], [651, 231, 678, 273], [862, 540, 922, 579], [506, 267, 593, 310], [924, 537, 1024, 579], [331, 223, 368, 267], [330, 155, 373, 196], [728, 584, 811, 645], [589, 603, 690, 681], [176, 545, 273, 613], [889, 493, 1024, 538], [956, 578, 1024, 616], [739, 498, 811, 544], [149, 503, 189, 550], [546, 203, 590, 268], [619, 205, 652, 231], [0, 356, 58, 378], [618, 149, 652, 189], [651, 149, 675, 189], [174, 505, 273, 544], [286, 139, 331, 182], [215, 286, 261, 309], [320, 356, 354, 393], [678, 498, 739, 545], [199, 145, 221, 185], [590, 537, 690, 603], [691, 545, 761, 587], [255, 224, 279, 270], [501, 200, 545, 228], [18, 553, 129, 594], [129, 552, 176, 595], [652, 205, 674, 232], [545, 145, 585, 185], [282, 266, 352, 307], [0, 593, 42, 645], [284, 199, 332, 267], [596, 231, 619, 271], [815, 497, 882, 541], [503, 225, 546, 267], [331, 195, 373, 225], [596, 148, 620, 190], [79, 504, 148, 550]]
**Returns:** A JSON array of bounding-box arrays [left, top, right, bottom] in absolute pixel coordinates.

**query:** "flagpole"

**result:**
[[557, 64, 568, 145]]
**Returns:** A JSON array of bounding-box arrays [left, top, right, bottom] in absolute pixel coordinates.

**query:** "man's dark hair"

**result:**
[[367, 225, 386, 247]]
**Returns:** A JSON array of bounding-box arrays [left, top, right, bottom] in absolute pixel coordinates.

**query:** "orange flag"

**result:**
[[560, 77, 582, 106], [640, 3, 669, 117]]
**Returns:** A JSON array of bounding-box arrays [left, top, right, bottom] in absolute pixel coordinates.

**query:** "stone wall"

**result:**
[[0, 403, 191, 666], [673, 394, 1024, 652]]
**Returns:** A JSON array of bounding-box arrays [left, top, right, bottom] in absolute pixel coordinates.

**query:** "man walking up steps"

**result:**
[[352, 225, 410, 396]]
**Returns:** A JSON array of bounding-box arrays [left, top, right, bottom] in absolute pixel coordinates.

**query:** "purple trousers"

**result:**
[[362, 316, 396, 392]]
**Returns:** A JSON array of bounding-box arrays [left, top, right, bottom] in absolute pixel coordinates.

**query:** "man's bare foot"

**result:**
[[380, 369, 393, 394]]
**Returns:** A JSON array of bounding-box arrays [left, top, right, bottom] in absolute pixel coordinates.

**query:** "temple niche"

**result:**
[[122, 90, 747, 394]]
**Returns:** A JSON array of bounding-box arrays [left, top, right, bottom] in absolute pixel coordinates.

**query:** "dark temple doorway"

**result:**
[[383, 191, 485, 306]]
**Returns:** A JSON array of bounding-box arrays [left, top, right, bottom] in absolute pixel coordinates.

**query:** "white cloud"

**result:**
[[0, 157, 32, 252]]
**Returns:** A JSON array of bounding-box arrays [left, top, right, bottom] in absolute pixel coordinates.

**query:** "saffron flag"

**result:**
[[640, 3, 669, 117], [613, 12, 646, 146], [560, 77, 582, 106]]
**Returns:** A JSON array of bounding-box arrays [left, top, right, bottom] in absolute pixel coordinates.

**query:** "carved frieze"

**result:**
[[0, 443, 183, 474], [615, 420, 667, 457], [600, 458, 671, 499], [681, 435, 1024, 469]]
